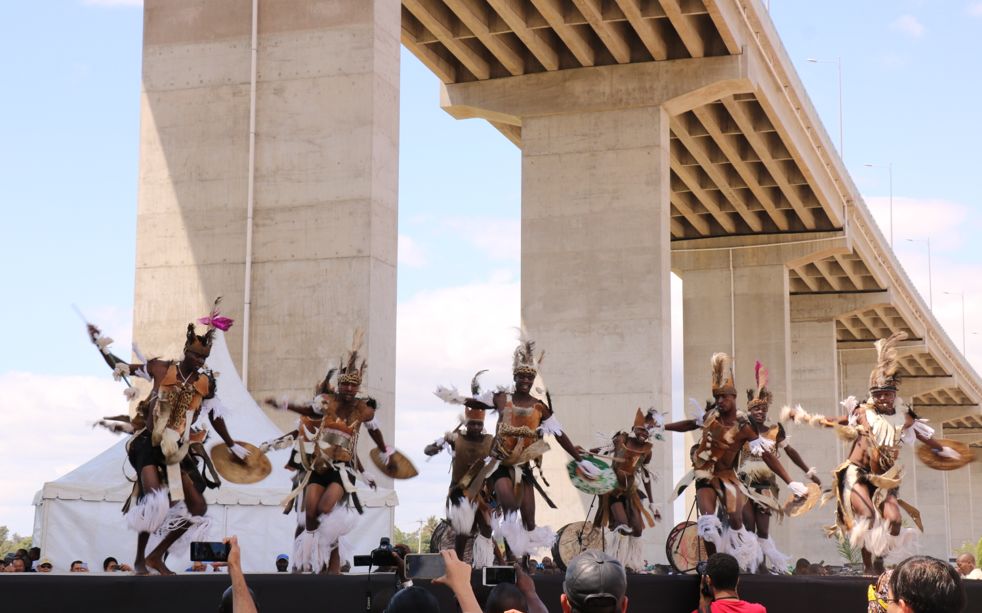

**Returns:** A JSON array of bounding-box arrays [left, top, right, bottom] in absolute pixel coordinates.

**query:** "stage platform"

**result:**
[[3, 571, 980, 612]]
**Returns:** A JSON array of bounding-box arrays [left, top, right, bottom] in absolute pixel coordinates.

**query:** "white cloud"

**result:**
[[969, 3, 982, 17], [890, 15, 925, 38], [862, 196, 968, 251], [0, 372, 129, 535], [393, 275, 520, 530], [397, 234, 428, 268], [82, 0, 143, 6], [442, 218, 521, 262]]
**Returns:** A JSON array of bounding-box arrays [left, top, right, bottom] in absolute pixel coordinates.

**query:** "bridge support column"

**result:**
[[518, 106, 673, 560], [786, 296, 843, 563], [135, 0, 400, 449]]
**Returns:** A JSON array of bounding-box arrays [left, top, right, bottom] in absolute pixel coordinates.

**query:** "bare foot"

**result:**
[[145, 555, 174, 576], [133, 561, 149, 576]]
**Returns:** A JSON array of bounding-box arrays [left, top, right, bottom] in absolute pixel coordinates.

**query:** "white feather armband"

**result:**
[[748, 436, 776, 457], [539, 415, 564, 436], [473, 389, 495, 406], [364, 417, 380, 431], [202, 397, 227, 420], [434, 385, 467, 405], [112, 362, 130, 381]]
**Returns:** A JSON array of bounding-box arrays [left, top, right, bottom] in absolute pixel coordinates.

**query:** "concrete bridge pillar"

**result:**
[[519, 106, 673, 557], [135, 0, 401, 456], [439, 59, 760, 561], [787, 295, 844, 563]]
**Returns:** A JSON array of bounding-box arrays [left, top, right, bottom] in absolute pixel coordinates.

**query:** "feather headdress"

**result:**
[[338, 328, 367, 385], [746, 360, 772, 410], [869, 332, 907, 392], [186, 297, 234, 357], [316, 368, 338, 396], [710, 352, 737, 397], [512, 328, 544, 376]]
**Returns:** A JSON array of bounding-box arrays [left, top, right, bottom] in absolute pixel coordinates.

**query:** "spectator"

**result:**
[[15, 548, 34, 572], [432, 549, 482, 613], [384, 586, 440, 613], [955, 553, 982, 580], [485, 583, 528, 613], [10, 557, 27, 573], [70, 560, 89, 573], [275, 554, 289, 573], [218, 536, 258, 613], [693, 553, 765, 613], [887, 555, 965, 613], [561, 550, 628, 613], [540, 557, 558, 573], [793, 558, 811, 575], [29, 547, 41, 564], [103, 556, 133, 572], [37, 558, 53, 573], [867, 569, 893, 613]]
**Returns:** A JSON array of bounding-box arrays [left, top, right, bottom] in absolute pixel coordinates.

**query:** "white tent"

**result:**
[[32, 332, 397, 572]]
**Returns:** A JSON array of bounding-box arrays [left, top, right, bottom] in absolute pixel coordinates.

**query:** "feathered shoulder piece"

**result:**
[[869, 331, 907, 392], [746, 360, 772, 410]]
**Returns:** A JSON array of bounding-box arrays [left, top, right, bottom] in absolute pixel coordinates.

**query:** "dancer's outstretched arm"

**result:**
[[783, 444, 821, 486], [663, 419, 701, 433], [264, 397, 318, 418]]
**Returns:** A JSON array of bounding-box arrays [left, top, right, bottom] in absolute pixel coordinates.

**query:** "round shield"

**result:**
[[665, 521, 707, 574], [551, 521, 604, 571], [428, 519, 474, 563], [566, 455, 618, 496], [782, 482, 821, 518], [369, 448, 419, 479], [916, 439, 975, 471], [210, 442, 272, 484]]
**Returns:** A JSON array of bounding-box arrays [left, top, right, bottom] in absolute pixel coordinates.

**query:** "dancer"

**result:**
[[591, 408, 664, 571], [424, 371, 497, 567], [739, 361, 821, 574], [86, 300, 249, 575], [268, 330, 397, 574], [434, 333, 601, 563], [782, 332, 965, 574], [665, 353, 808, 572]]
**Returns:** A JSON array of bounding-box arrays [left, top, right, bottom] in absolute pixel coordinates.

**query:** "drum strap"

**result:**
[[525, 469, 557, 509], [189, 442, 222, 489]]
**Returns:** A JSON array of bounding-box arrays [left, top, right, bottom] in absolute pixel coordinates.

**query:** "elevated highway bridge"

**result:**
[[135, 0, 980, 562]]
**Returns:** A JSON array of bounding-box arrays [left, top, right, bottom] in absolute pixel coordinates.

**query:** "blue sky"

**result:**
[[1, 1, 981, 537]]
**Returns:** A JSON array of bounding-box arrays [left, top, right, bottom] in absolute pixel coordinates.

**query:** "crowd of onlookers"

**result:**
[[0, 547, 136, 574], [4, 541, 978, 612]]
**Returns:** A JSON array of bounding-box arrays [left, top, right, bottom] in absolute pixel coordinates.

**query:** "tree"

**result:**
[[392, 516, 442, 553], [0, 525, 32, 556], [955, 537, 982, 563]]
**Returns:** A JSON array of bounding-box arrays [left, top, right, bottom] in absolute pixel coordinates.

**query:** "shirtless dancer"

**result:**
[[664, 353, 808, 572], [782, 333, 962, 574]]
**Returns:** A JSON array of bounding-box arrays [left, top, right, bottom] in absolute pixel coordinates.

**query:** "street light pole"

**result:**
[[807, 57, 844, 159], [864, 162, 894, 246]]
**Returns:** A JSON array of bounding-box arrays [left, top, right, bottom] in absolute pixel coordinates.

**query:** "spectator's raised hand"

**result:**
[[514, 563, 549, 613], [432, 549, 481, 613], [224, 536, 241, 572]]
